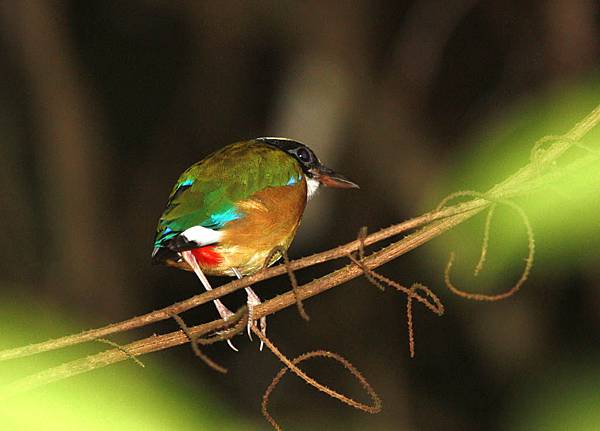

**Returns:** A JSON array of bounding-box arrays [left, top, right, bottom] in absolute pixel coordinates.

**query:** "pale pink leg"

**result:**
[[232, 268, 266, 351], [181, 251, 238, 351]]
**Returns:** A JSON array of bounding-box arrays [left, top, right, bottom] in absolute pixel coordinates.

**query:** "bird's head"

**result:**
[[257, 137, 359, 198]]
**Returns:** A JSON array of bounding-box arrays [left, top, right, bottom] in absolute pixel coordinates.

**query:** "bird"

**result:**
[[151, 137, 358, 348]]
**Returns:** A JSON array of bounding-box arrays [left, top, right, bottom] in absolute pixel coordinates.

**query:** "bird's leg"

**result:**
[[180, 250, 238, 351], [232, 268, 266, 351], [181, 251, 233, 319]]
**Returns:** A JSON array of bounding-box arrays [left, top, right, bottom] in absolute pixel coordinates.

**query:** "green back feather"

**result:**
[[154, 140, 303, 247]]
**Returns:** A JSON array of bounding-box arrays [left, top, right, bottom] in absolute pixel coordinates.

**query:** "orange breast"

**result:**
[[202, 180, 307, 276]]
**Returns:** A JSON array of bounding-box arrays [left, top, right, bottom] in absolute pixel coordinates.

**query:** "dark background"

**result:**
[[1, 1, 599, 430]]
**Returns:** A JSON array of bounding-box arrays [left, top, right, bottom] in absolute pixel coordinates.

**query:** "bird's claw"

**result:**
[[214, 299, 239, 351], [245, 287, 267, 350]]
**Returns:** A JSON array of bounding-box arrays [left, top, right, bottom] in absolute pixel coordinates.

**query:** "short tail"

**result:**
[[151, 246, 180, 265]]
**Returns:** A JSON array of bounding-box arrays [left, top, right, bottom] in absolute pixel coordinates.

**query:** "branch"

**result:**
[[1, 103, 600, 397], [0, 209, 478, 398], [0, 200, 484, 362]]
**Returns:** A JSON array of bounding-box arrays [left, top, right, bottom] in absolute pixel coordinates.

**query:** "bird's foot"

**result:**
[[214, 298, 234, 320], [213, 299, 238, 351], [245, 287, 267, 351]]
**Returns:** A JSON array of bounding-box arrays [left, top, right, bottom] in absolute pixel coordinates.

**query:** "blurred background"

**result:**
[[0, 1, 599, 430]]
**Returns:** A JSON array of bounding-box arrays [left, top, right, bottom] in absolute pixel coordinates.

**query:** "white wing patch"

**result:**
[[181, 225, 223, 246]]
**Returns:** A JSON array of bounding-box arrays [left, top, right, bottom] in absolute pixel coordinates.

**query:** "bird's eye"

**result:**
[[296, 148, 311, 163]]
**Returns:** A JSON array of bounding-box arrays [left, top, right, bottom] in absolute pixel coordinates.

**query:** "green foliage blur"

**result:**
[[429, 78, 600, 289], [0, 298, 259, 431]]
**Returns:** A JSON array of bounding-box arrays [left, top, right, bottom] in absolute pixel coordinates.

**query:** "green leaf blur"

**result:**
[[427, 77, 600, 289], [0, 296, 258, 431]]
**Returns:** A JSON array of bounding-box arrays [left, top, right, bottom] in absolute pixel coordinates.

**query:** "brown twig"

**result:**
[[444, 198, 535, 301], [405, 283, 444, 358], [347, 251, 444, 357], [169, 313, 228, 374], [474, 204, 496, 277], [95, 338, 145, 368], [265, 246, 309, 321], [351, 226, 385, 291], [196, 306, 249, 346], [257, 326, 382, 431]]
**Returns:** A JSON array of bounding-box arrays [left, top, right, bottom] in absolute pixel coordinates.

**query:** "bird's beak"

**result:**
[[310, 165, 359, 189]]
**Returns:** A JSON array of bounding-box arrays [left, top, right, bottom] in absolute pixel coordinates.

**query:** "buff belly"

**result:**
[[184, 180, 307, 276]]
